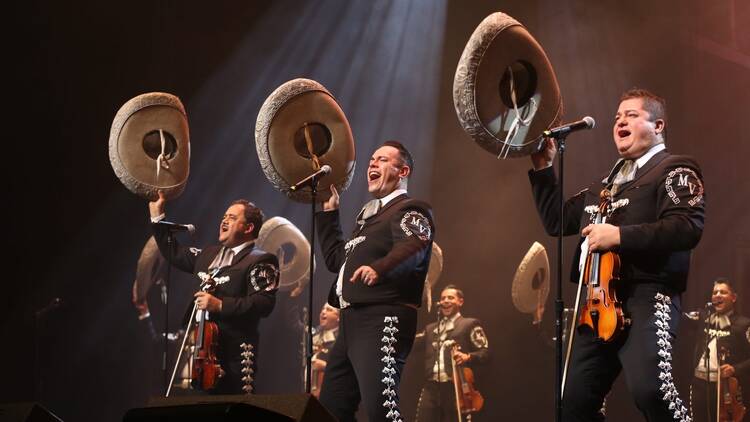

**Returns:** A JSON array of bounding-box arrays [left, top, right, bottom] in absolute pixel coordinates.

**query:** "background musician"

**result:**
[[311, 304, 340, 398], [690, 278, 750, 421], [416, 285, 490, 422], [529, 88, 705, 421], [149, 191, 279, 394]]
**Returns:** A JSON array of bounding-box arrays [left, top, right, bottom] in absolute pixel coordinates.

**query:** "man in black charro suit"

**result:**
[[316, 140, 435, 422], [310, 303, 340, 398], [149, 191, 279, 394], [529, 88, 705, 421], [689, 278, 750, 421], [416, 284, 490, 422]]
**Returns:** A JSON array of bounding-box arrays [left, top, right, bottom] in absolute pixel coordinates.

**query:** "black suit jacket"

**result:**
[[529, 150, 705, 292], [691, 312, 750, 388], [152, 224, 279, 357], [421, 316, 490, 381], [316, 193, 435, 307]]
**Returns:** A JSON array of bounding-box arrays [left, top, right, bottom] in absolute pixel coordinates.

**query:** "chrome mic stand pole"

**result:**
[[305, 181, 319, 394], [554, 134, 568, 422]]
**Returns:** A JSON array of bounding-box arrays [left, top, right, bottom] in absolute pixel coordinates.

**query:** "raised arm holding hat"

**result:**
[[528, 89, 705, 421], [315, 141, 435, 422]]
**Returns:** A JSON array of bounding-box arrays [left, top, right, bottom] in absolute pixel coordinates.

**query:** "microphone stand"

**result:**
[[703, 307, 714, 422], [305, 179, 320, 394], [163, 231, 173, 393], [436, 306, 444, 409], [301, 306, 309, 392], [553, 134, 568, 422]]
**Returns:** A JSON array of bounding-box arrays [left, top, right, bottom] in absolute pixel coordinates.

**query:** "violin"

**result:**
[[190, 279, 224, 391], [718, 346, 746, 422], [448, 341, 484, 421], [579, 189, 626, 342], [310, 342, 328, 398]]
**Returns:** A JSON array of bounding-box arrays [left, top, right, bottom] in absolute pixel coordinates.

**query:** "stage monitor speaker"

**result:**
[[0, 402, 63, 422], [122, 394, 335, 422]]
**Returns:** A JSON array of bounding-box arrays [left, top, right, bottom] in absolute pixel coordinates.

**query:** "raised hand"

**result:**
[[149, 190, 166, 218], [530, 138, 557, 171], [322, 185, 340, 211]]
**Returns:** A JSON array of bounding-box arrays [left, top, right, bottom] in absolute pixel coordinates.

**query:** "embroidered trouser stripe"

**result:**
[[240, 343, 254, 394], [562, 284, 690, 422], [653, 293, 691, 421], [381, 316, 402, 422], [319, 304, 417, 422]]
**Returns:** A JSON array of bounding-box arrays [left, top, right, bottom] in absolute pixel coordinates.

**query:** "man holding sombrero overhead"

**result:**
[[315, 140, 435, 422], [149, 192, 280, 394], [529, 88, 705, 421]]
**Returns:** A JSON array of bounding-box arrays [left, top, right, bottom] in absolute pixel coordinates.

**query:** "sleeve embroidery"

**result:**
[[664, 167, 704, 206], [470, 325, 489, 348], [249, 263, 279, 292], [399, 210, 432, 241]]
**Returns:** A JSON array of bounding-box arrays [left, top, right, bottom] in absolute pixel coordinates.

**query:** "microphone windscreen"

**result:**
[[582, 116, 596, 129]]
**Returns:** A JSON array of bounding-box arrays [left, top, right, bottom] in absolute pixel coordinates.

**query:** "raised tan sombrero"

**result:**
[[133, 236, 167, 304], [256, 216, 312, 292], [423, 242, 443, 311], [512, 241, 550, 315], [109, 92, 190, 200], [255, 78, 355, 203], [454, 12, 563, 159]]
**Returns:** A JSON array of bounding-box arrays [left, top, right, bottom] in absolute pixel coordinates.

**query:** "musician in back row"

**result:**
[[529, 88, 705, 421], [311, 303, 340, 398], [416, 285, 489, 422], [149, 192, 279, 394], [690, 278, 750, 421]]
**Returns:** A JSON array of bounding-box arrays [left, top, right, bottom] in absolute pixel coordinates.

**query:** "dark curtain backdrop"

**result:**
[[5, 1, 748, 421]]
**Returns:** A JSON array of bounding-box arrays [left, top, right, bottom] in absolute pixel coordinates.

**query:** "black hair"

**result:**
[[230, 199, 264, 238]]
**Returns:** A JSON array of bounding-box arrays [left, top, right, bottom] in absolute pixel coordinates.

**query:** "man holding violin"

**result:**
[[528, 88, 705, 421], [149, 192, 279, 394], [416, 285, 489, 422], [690, 278, 750, 421], [310, 303, 340, 398]]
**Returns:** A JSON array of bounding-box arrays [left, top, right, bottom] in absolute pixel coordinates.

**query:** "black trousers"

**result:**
[[416, 381, 461, 422], [319, 304, 417, 422], [563, 283, 690, 422]]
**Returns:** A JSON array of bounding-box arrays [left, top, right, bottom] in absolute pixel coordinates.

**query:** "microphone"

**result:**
[[684, 302, 714, 320], [138, 313, 159, 342], [35, 297, 63, 319], [543, 116, 596, 139], [155, 220, 196, 234], [290, 165, 332, 191], [684, 311, 701, 320]]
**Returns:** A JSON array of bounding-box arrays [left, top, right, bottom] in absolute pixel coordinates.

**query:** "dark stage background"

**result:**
[[6, 1, 749, 421]]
